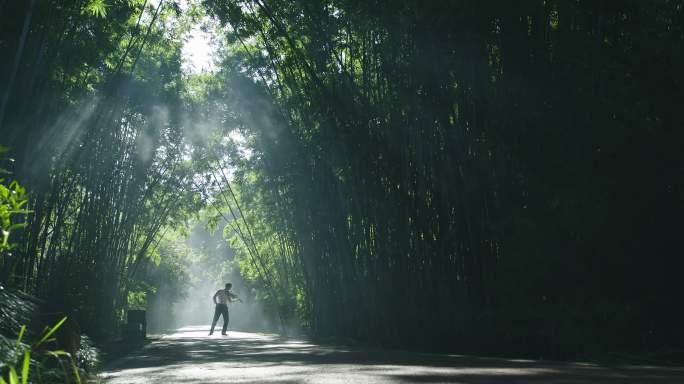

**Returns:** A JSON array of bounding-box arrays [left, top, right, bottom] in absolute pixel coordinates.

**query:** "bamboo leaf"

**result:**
[[8, 368, 18, 384], [36, 317, 67, 347], [8, 223, 28, 231], [85, 0, 108, 18], [70, 360, 82, 384], [21, 351, 30, 384], [16, 325, 26, 347]]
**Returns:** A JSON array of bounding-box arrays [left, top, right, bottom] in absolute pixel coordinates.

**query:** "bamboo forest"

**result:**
[[1, 1, 683, 383]]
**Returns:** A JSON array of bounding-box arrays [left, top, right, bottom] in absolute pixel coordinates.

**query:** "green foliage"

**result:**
[[204, 0, 684, 356], [75, 336, 99, 375], [0, 0, 212, 339], [84, 0, 108, 18], [0, 156, 29, 258], [129, 229, 197, 330], [127, 290, 149, 310], [0, 318, 82, 384], [1, 0, 682, 360]]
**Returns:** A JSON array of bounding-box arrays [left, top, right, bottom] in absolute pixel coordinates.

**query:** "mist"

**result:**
[[145, 219, 278, 334]]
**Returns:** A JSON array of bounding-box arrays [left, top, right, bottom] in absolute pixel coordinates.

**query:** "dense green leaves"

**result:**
[[1, 0, 683, 361], [84, 0, 108, 18], [1, 315, 82, 384], [0, 0, 211, 339], [0, 166, 29, 257], [206, 0, 684, 357]]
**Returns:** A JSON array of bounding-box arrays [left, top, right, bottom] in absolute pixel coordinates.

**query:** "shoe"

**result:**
[[208, 332, 213, 336], [221, 333, 227, 336]]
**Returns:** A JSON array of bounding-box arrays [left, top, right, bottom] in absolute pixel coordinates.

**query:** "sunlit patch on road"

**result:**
[[100, 326, 684, 384]]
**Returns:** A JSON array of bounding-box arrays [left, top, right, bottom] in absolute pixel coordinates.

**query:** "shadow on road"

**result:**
[[100, 326, 684, 383]]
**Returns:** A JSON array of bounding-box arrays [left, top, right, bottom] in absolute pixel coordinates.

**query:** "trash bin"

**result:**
[[123, 310, 146, 340]]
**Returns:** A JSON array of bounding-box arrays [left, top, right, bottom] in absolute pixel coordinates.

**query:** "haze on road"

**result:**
[[100, 326, 684, 383]]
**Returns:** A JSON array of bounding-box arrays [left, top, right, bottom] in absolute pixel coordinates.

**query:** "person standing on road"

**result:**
[[209, 283, 242, 336]]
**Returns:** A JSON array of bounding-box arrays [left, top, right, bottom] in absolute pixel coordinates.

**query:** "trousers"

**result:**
[[210, 304, 229, 334]]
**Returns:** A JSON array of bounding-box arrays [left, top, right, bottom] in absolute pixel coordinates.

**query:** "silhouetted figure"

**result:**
[[209, 283, 242, 336]]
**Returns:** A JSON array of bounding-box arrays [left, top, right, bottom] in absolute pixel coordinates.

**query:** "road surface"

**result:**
[[100, 326, 684, 383]]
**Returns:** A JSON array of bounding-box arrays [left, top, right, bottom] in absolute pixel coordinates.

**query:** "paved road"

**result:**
[[100, 326, 684, 383]]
